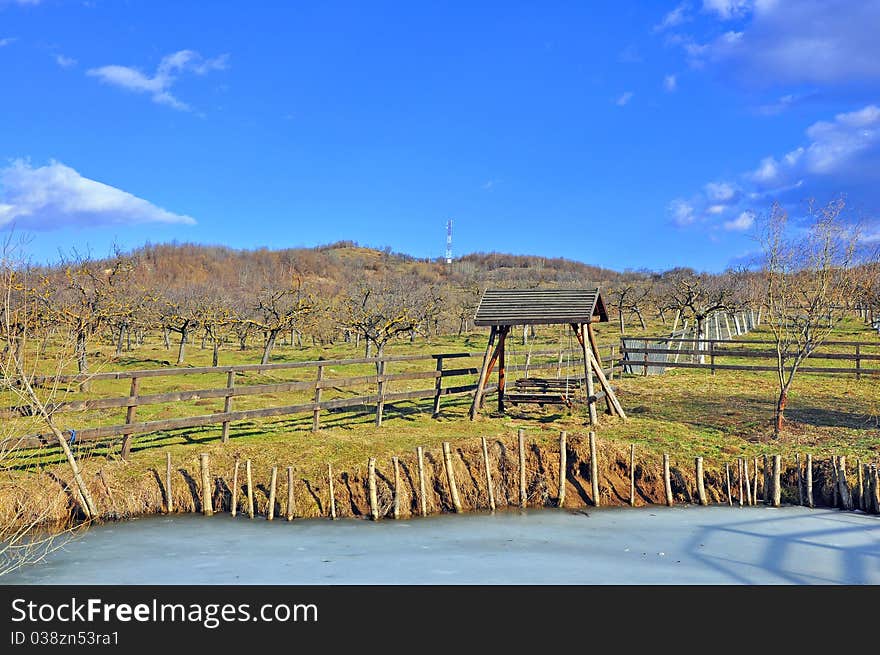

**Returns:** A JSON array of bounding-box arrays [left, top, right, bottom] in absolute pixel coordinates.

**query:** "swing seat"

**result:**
[[506, 377, 580, 408]]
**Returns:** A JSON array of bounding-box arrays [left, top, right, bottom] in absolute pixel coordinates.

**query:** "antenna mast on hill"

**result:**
[[445, 219, 453, 264]]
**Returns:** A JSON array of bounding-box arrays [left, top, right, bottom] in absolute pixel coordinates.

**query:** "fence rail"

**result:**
[[620, 338, 880, 378], [5, 347, 616, 451]]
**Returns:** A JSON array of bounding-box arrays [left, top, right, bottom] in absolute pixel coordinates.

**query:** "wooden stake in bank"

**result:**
[[165, 451, 174, 513], [482, 437, 496, 512], [725, 462, 732, 506], [416, 446, 427, 517], [231, 458, 239, 517], [752, 457, 759, 506], [518, 429, 527, 507], [763, 455, 770, 505], [856, 459, 864, 511], [743, 458, 752, 506], [368, 458, 379, 520], [327, 463, 337, 520], [695, 457, 707, 506], [442, 442, 462, 513], [558, 431, 567, 507], [200, 453, 212, 516], [737, 458, 744, 507], [245, 459, 254, 519], [796, 453, 803, 506], [838, 455, 853, 510], [267, 466, 278, 521], [771, 455, 781, 508], [286, 466, 295, 521], [629, 444, 636, 507], [589, 431, 600, 507], [392, 457, 401, 520], [805, 453, 813, 508], [663, 454, 673, 507]]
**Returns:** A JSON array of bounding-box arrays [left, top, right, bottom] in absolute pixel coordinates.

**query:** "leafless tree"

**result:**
[[759, 198, 861, 437]]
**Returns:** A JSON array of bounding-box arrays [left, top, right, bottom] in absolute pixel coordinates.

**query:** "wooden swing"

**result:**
[[468, 288, 626, 426], [505, 324, 582, 408]]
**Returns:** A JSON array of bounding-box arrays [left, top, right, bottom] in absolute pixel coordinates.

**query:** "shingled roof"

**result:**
[[473, 288, 608, 326]]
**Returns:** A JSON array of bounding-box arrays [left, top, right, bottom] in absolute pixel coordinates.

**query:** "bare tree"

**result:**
[[759, 198, 860, 437], [249, 274, 313, 365]]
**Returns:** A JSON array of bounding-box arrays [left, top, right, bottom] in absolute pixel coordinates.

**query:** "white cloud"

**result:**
[[616, 91, 634, 106], [663, 74, 677, 92], [87, 50, 228, 111], [55, 54, 76, 68], [723, 210, 755, 230], [0, 37, 16, 47], [654, 3, 691, 32], [704, 181, 737, 202], [669, 198, 696, 226], [0, 160, 196, 230], [702, 0, 753, 20]]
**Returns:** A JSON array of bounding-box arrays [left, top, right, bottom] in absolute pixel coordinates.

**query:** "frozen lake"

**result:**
[[5, 506, 879, 584]]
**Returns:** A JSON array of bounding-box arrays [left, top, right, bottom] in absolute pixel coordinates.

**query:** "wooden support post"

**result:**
[[586, 323, 613, 415], [725, 462, 732, 506], [165, 451, 173, 513], [221, 370, 234, 443], [629, 444, 636, 507], [312, 365, 323, 432], [518, 428, 527, 507], [328, 463, 337, 520], [771, 455, 781, 508], [498, 328, 507, 414], [838, 455, 853, 510], [696, 457, 707, 506], [200, 453, 212, 516], [368, 457, 379, 520], [469, 326, 498, 419], [743, 457, 752, 506], [855, 344, 861, 380], [375, 360, 386, 427], [589, 431, 600, 507], [796, 453, 803, 506], [392, 457, 401, 520], [558, 431, 567, 507], [663, 454, 673, 507], [432, 357, 443, 418], [556, 350, 563, 378], [709, 341, 716, 376], [267, 466, 277, 520], [573, 324, 598, 426], [416, 447, 427, 517], [120, 376, 139, 460], [286, 466, 295, 521], [246, 459, 254, 519], [482, 437, 496, 512], [442, 442, 462, 513], [231, 458, 240, 517], [585, 342, 627, 421], [805, 453, 813, 508]]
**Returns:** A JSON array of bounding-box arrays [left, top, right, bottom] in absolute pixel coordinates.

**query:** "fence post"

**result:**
[[609, 344, 615, 380], [120, 376, 139, 460], [855, 344, 861, 380], [432, 357, 443, 418], [589, 431, 600, 507], [375, 359, 386, 427], [518, 429, 527, 507], [200, 453, 212, 516], [416, 446, 427, 516], [221, 370, 234, 443], [442, 442, 462, 513], [642, 342, 649, 377], [312, 365, 324, 432], [482, 437, 496, 512], [663, 454, 673, 506], [709, 341, 716, 376], [695, 457, 707, 505], [165, 451, 173, 513], [267, 467, 277, 521]]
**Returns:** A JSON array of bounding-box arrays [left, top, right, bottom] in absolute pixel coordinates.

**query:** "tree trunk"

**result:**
[[635, 309, 647, 330], [239, 334, 247, 351], [618, 309, 625, 334], [774, 388, 787, 437], [75, 331, 88, 375], [176, 330, 187, 365], [261, 330, 278, 365], [115, 325, 125, 356], [364, 339, 371, 358], [162, 327, 170, 350]]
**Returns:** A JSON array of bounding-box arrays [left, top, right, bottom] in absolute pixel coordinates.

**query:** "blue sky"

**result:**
[[1, 1, 879, 272]]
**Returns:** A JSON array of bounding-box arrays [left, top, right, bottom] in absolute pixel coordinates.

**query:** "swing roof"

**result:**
[[473, 288, 609, 327]]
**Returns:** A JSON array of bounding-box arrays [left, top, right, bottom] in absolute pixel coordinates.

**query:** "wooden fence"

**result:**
[[620, 338, 880, 377], [5, 347, 615, 451]]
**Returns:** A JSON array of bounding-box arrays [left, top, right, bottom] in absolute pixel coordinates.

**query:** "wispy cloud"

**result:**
[[0, 159, 196, 230], [55, 54, 76, 68], [0, 37, 17, 47], [667, 103, 880, 234], [654, 3, 691, 32], [701, 0, 752, 20], [87, 50, 228, 111], [663, 74, 678, 92], [616, 91, 634, 107]]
